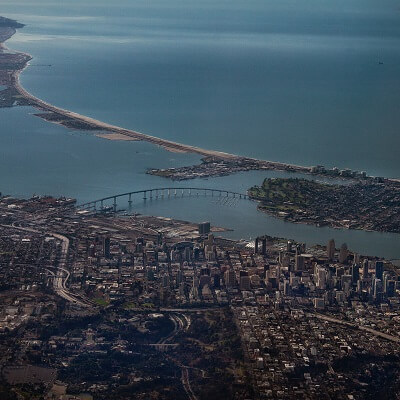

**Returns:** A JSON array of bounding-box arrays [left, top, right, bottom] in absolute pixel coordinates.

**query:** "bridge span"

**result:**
[[79, 187, 252, 212]]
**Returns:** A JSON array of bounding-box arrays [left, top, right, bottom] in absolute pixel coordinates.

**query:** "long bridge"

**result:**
[[79, 187, 252, 212]]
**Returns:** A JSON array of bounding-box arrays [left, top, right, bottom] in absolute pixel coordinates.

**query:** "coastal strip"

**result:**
[[0, 17, 313, 171], [0, 16, 398, 184], [248, 177, 400, 234]]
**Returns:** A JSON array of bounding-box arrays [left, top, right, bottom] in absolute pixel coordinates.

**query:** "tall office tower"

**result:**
[[351, 264, 360, 283], [193, 247, 201, 260], [341, 275, 352, 294], [280, 254, 290, 268], [261, 238, 267, 255], [297, 243, 306, 254], [387, 280, 395, 297], [200, 274, 211, 288], [103, 237, 111, 258], [375, 261, 383, 280], [176, 270, 184, 285], [295, 255, 305, 271], [184, 246, 192, 262], [240, 275, 251, 291], [88, 244, 96, 258], [283, 279, 290, 296], [327, 239, 335, 261], [362, 259, 369, 278], [339, 243, 348, 264], [316, 267, 327, 289], [383, 271, 389, 293], [336, 266, 345, 278], [213, 274, 221, 288], [189, 277, 199, 301], [255, 238, 259, 254], [373, 278, 383, 302], [198, 221, 211, 235], [224, 268, 236, 287]]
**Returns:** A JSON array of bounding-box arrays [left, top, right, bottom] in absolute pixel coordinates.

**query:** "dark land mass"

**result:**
[[248, 178, 400, 234], [0, 17, 24, 29], [147, 156, 310, 180], [1, 194, 400, 399]]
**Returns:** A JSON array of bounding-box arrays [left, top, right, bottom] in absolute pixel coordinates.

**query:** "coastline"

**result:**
[[0, 17, 317, 177], [1, 16, 399, 186], [255, 205, 392, 235], [249, 178, 400, 235]]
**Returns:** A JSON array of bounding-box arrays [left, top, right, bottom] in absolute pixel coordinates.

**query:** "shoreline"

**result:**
[[0, 17, 322, 178], [249, 178, 400, 235], [1, 16, 399, 186], [255, 205, 398, 235]]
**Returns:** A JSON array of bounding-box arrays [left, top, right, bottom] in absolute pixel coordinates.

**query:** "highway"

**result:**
[[311, 313, 400, 343], [151, 312, 198, 400], [1, 223, 91, 308], [49, 232, 93, 308]]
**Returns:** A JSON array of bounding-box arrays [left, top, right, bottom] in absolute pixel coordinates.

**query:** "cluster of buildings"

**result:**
[[0, 195, 400, 399]]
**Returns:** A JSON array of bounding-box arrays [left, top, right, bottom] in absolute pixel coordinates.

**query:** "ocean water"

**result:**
[[1, 0, 399, 258]]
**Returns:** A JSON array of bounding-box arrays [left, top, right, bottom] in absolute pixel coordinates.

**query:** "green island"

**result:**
[[248, 178, 400, 233]]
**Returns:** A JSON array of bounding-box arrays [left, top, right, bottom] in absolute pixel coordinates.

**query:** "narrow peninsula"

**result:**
[[1, 16, 399, 187]]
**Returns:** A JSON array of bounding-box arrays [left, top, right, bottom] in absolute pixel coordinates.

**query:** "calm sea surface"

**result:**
[[1, 0, 399, 258]]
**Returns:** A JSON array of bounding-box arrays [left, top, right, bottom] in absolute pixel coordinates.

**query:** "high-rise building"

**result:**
[[200, 275, 211, 288], [189, 276, 200, 302], [341, 275, 352, 294], [261, 238, 267, 255], [295, 255, 305, 271], [339, 243, 348, 264], [176, 270, 184, 286], [224, 269, 236, 287], [184, 246, 192, 262], [316, 266, 327, 289], [240, 275, 251, 291], [213, 274, 221, 288], [297, 243, 306, 254], [375, 261, 383, 280], [373, 278, 383, 302], [386, 280, 396, 297], [327, 239, 335, 261], [283, 279, 290, 296], [362, 259, 369, 278], [198, 222, 211, 235], [103, 237, 110, 258], [335, 290, 346, 304], [351, 264, 360, 283]]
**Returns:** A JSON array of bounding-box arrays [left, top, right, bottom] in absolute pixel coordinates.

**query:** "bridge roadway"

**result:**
[[79, 187, 252, 212]]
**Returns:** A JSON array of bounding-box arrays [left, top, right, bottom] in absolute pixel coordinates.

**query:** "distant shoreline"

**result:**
[[0, 17, 237, 159], [1, 16, 399, 185], [248, 178, 400, 235]]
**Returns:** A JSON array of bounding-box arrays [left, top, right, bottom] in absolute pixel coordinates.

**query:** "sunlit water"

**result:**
[[1, 0, 399, 258]]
